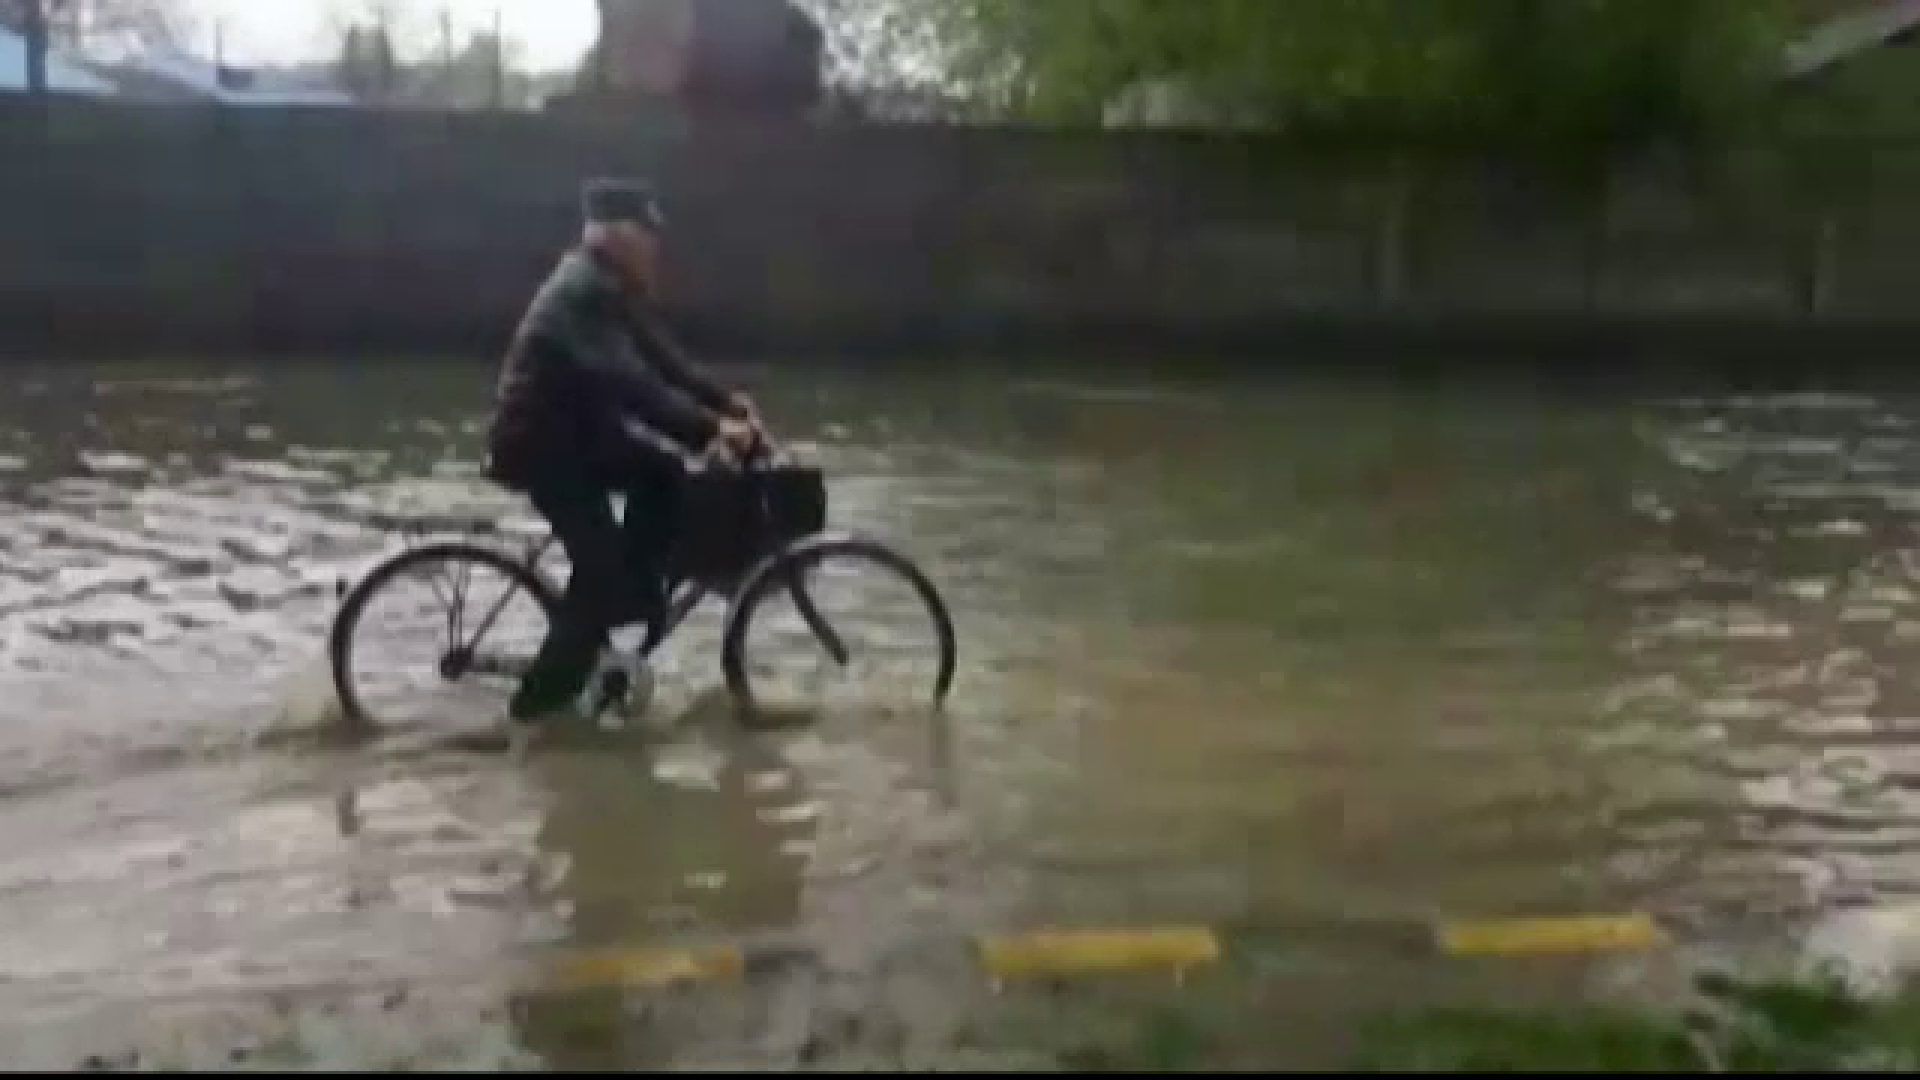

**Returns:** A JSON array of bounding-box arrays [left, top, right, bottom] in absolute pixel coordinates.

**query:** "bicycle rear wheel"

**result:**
[[330, 542, 558, 730], [720, 532, 957, 720]]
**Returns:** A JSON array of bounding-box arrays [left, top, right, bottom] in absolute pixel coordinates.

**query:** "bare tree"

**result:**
[[797, 0, 966, 120], [337, 21, 399, 104], [411, 26, 531, 110], [323, 0, 422, 105], [323, 0, 431, 63], [568, 0, 825, 117], [326, 2, 540, 111]]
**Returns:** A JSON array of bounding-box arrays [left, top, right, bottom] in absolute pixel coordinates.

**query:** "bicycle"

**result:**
[[327, 434, 959, 729]]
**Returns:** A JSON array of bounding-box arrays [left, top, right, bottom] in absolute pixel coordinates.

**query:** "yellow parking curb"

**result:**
[[532, 912, 1663, 993], [1434, 913, 1664, 957], [548, 943, 747, 991], [976, 925, 1222, 979]]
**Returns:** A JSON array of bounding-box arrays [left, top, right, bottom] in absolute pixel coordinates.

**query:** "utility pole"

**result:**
[[490, 6, 503, 110], [23, 0, 48, 97]]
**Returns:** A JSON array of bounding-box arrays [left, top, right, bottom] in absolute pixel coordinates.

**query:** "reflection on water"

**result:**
[[1611, 394, 1920, 979], [2, 360, 1920, 1064]]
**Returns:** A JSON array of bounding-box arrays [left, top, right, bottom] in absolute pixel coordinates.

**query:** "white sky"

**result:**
[[185, 0, 599, 71]]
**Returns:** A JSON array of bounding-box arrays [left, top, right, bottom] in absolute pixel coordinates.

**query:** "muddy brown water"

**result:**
[[1, 359, 1918, 1067]]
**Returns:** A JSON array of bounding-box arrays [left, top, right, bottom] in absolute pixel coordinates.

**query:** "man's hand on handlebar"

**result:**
[[711, 414, 759, 464], [727, 392, 761, 430]]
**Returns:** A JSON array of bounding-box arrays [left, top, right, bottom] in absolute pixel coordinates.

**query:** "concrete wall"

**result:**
[[2, 98, 1918, 360]]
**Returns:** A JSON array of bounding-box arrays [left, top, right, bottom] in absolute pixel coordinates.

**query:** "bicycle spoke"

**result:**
[[409, 557, 471, 655], [448, 554, 473, 646], [415, 562, 453, 618], [458, 575, 525, 660]]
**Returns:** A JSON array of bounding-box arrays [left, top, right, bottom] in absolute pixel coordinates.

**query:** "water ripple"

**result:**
[[6, 364, 1920, 1062], [1618, 391, 1920, 954]]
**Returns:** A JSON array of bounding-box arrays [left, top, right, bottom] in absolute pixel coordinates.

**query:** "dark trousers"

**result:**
[[508, 455, 682, 720]]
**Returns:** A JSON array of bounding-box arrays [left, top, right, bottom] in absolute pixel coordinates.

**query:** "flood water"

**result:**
[[2, 358, 1919, 1067]]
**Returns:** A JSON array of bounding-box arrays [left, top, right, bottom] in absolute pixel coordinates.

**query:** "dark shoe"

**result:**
[[509, 679, 581, 725]]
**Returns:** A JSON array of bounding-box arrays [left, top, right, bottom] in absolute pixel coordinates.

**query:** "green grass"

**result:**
[[1021, 969, 1920, 1071], [1354, 970, 1920, 1072]]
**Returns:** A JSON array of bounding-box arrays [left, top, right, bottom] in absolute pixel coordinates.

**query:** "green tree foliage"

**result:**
[[839, 0, 1798, 146]]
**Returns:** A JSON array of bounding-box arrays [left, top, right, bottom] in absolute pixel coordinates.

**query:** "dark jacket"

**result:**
[[487, 245, 732, 488]]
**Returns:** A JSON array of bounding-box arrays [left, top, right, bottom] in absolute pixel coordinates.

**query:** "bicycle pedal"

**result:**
[[585, 668, 629, 717], [602, 667, 632, 700]]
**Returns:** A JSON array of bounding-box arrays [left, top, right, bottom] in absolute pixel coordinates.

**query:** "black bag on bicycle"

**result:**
[[678, 457, 827, 590]]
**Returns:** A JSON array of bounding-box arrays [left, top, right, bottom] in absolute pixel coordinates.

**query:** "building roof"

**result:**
[[1784, 0, 1920, 79], [110, 49, 353, 105]]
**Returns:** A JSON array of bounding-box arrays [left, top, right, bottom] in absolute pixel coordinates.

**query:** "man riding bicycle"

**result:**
[[487, 177, 759, 724]]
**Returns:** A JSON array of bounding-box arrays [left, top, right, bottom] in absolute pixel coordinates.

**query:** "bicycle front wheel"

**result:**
[[329, 542, 559, 731], [720, 533, 957, 721]]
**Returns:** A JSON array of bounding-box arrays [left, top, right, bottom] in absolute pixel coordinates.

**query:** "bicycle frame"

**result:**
[[471, 528, 713, 661], [642, 578, 711, 657], [502, 523, 839, 666]]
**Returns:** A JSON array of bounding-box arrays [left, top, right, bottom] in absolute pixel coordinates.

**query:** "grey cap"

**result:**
[[581, 177, 665, 230]]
